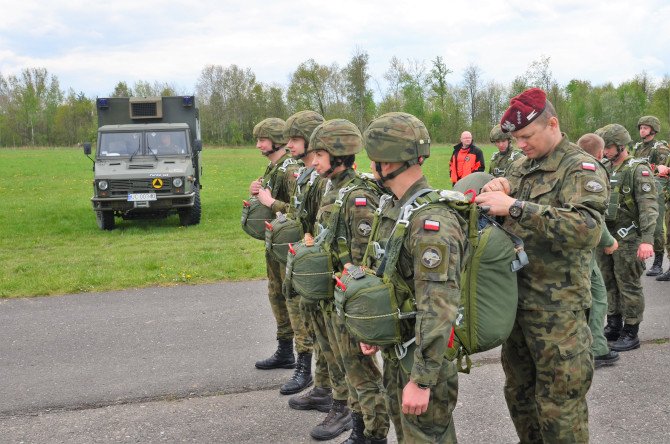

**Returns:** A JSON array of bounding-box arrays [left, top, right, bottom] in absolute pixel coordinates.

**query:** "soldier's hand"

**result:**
[[603, 239, 618, 255], [638, 243, 654, 261], [474, 191, 516, 217], [402, 380, 430, 416], [481, 177, 511, 195], [359, 343, 379, 356], [657, 164, 670, 177], [257, 188, 275, 208], [249, 178, 262, 195]]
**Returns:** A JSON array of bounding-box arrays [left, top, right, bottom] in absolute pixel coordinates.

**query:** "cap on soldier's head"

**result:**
[[500, 88, 547, 133], [309, 119, 362, 157], [284, 110, 325, 143], [637, 115, 661, 133], [490, 124, 512, 142], [253, 118, 288, 145], [363, 112, 430, 163]]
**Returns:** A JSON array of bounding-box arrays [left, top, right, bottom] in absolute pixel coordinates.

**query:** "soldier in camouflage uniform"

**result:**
[[632, 116, 669, 276], [249, 118, 300, 371], [657, 156, 670, 280], [595, 124, 658, 352], [305, 119, 389, 443], [475, 88, 609, 443], [488, 124, 524, 178], [360, 112, 463, 443], [258, 111, 324, 396]]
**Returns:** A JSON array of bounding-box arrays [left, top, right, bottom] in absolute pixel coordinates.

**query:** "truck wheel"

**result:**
[[96, 210, 115, 230], [179, 188, 201, 226]]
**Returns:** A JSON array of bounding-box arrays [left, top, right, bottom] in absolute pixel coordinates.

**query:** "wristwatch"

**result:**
[[416, 383, 430, 390], [509, 200, 524, 219]]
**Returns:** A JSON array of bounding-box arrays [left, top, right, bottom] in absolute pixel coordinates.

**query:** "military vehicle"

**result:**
[[84, 96, 202, 230]]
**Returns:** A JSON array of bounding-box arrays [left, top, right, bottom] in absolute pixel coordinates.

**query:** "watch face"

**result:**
[[510, 203, 522, 218]]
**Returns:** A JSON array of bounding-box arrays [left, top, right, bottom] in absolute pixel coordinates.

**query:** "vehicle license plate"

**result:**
[[128, 193, 157, 202]]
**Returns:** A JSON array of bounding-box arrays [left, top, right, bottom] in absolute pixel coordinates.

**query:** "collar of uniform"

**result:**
[[396, 176, 431, 207], [328, 167, 357, 190], [520, 133, 570, 173]]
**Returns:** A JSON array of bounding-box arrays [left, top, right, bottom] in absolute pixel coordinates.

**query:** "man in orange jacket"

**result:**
[[449, 130, 486, 185]]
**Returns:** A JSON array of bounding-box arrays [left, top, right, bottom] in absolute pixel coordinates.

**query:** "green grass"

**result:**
[[0, 143, 496, 298]]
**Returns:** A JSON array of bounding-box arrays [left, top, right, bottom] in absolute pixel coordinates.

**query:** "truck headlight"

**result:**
[[98, 180, 109, 191], [173, 177, 183, 188]]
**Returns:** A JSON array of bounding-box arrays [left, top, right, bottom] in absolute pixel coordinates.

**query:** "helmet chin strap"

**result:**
[[375, 158, 422, 183], [262, 143, 284, 157], [608, 145, 625, 163], [323, 155, 343, 177]]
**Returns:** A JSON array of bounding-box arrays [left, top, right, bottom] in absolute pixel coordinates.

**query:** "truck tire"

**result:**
[[179, 188, 201, 226], [96, 210, 115, 230]]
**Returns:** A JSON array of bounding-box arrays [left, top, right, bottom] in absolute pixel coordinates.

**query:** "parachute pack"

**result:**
[[333, 187, 528, 373]]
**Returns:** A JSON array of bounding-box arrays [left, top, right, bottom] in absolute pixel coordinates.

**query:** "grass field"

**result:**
[[0, 143, 496, 298]]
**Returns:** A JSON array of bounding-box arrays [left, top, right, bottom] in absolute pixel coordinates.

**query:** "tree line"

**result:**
[[0, 53, 668, 147]]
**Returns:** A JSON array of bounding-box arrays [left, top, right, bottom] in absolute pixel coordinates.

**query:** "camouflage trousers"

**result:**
[[502, 309, 593, 444], [597, 239, 645, 324], [304, 303, 348, 401], [327, 308, 389, 439], [653, 184, 666, 253], [665, 197, 670, 257], [300, 301, 330, 389], [382, 344, 458, 443], [265, 251, 293, 342], [274, 261, 312, 354], [588, 263, 610, 357]]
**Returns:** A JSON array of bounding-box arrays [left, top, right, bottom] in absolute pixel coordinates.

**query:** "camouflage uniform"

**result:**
[[314, 168, 390, 440], [590, 227, 615, 357], [502, 134, 609, 443], [596, 156, 658, 325], [368, 176, 463, 443], [489, 147, 525, 178]]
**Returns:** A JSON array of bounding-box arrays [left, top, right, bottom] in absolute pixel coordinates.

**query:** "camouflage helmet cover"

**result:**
[[489, 124, 512, 142], [363, 112, 430, 163], [637, 115, 661, 133], [598, 123, 632, 148], [284, 110, 325, 142], [253, 118, 287, 145], [309, 119, 362, 157]]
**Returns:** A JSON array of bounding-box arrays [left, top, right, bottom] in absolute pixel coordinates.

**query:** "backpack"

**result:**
[[333, 188, 528, 373]]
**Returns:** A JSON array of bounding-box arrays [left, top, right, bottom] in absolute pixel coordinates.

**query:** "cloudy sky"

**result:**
[[1, 0, 668, 98]]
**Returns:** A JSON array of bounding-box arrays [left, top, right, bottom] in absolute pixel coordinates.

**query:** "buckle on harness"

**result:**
[[372, 242, 385, 260], [617, 222, 637, 239], [511, 248, 529, 272], [395, 337, 416, 359]]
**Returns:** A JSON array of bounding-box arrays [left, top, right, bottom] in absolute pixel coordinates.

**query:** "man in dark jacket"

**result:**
[[449, 130, 485, 185]]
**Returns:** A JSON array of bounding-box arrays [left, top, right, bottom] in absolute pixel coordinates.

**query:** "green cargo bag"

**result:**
[[265, 212, 304, 264], [284, 231, 334, 303], [241, 197, 275, 240]]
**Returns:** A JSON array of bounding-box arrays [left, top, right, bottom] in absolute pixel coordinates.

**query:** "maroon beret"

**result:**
[[500, 88, 547, 133]]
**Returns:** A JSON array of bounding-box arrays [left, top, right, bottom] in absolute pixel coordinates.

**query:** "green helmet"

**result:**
[[599, 123, 632, 148], [253, 118, 287, 145], [452, 172, 494, 194], [363, 112, 430, 163], [284, 110, 325, 143], [490, 124, 512, 143], [637, 115, 661, 133], [309, 119, 362, 157]]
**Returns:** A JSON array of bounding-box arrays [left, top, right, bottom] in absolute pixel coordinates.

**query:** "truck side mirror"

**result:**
[[193, 140, 202, 152], [83, 142, 92, 155]]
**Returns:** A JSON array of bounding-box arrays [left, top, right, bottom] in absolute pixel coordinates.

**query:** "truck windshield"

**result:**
[[99, 132, 142, 157], [146, 131, 188, 156]]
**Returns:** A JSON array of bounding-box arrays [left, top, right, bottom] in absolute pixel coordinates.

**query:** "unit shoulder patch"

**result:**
[[421, 247, 442, 269]]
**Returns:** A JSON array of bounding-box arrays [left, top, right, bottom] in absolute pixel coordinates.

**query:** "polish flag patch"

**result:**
[[355, 197, 367, 206], [582, 162, 596, 171], [642, 170, 650, 176], [424, 220, 440, 231]]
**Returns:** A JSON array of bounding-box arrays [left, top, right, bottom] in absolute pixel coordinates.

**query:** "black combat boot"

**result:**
[[604, 314, 623, 342], [656, 267, 670, 281], [310, 399, 353, 441], [255, 339, 295, 370], [280, 352, 313, 394], [646, 252, 664, 276], [610, 324, 640, 352], [594, 349, 620, 369], [288, 386, 332, 413], [340, 411, 364, 444]]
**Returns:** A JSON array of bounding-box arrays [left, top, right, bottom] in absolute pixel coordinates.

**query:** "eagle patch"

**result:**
[[421, 247, 442, 269]]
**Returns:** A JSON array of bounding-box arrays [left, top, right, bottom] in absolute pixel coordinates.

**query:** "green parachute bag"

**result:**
[[241, 197, 275, 240], [265, 212, 304, 265], [283, 230, 335, 303]]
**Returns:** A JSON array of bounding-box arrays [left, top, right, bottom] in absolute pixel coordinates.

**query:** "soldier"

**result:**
[[657, 158, 670, 280], [632, 116, 669, 276], [258, 111, 324, 396], [360, 112, 463, 443], [488, 124, 524, 178], [306, 119, 389, 443], [576, 133, 620, 368], [248, 118, 300, 372], [475, 88, 609, 442], [596, 124, 658, 352]]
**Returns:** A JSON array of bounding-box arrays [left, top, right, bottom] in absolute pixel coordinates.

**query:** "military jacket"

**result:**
[[504, 134, 608, 311], [633, 139, 670, 170], [289, 165, 325, 235], [315, 168, 380, 270], [489, 148, 524, 178], [262, 152, 298, 214], [604, 156, 658, 245], [367, 177, 465, 387]]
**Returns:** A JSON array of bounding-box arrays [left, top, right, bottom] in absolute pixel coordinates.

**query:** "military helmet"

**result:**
[[637, 115, 661, 133], [309, 119, 362, 157], [363, 112, 430, 163], [452, 172, 494, 194], [284, 110, 325, 142], [490, 124, 512, 143], [599, 123, 632, 148], [253, 118, 287, 145]]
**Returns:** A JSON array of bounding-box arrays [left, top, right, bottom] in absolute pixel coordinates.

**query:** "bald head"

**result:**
[[577, 133, 605, 160], [460, 131, 472, 148]]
